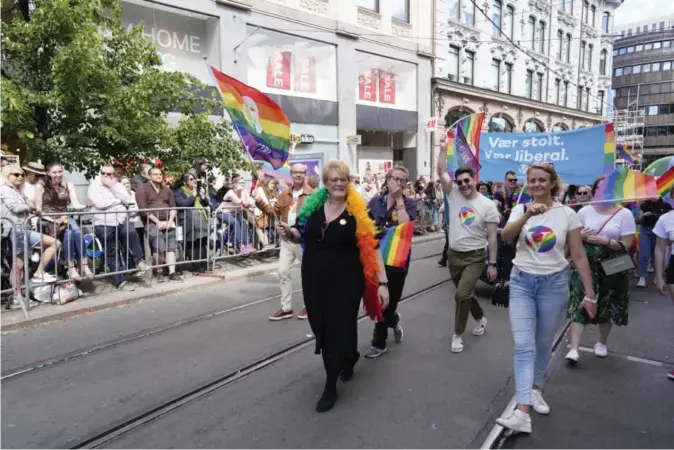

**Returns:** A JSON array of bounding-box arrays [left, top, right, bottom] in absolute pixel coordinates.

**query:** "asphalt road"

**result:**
[[2, 239, 672, 449]]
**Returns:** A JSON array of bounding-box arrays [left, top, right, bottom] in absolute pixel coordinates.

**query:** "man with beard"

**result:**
[[436, 136, 499, 353]]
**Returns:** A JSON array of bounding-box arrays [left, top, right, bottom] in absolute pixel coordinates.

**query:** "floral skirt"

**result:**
[[567, 244, 630, 326]]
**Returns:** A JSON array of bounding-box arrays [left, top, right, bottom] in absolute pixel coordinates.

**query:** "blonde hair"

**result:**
[[526, 163, 561, 197], [321, 160, 350, 185]]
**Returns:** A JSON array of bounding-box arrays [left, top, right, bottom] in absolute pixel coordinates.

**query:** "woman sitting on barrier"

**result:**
[[34, 163, 92, 281], [175, 173, 215, 273], [0, 165, 60, 307], [217, 176, 255, 254], [565, 175, 636, 364], [276, 160, 389, 413], [496, 162, 595, 434]]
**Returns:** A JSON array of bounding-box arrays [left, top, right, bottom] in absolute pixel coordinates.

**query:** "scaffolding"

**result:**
[[612, 108, 645, 171]]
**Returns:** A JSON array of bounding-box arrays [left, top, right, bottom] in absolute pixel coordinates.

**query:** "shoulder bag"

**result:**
[[594, 208, 635, 276]]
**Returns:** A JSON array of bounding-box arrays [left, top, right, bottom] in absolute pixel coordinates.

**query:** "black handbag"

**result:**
[[492, 281, 509, 308]]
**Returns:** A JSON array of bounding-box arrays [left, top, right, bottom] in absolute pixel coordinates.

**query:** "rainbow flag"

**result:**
[[517, 184, 533, 204], [657, 166, 674, 197], [262, 161, 292, 183], [446, 113, 484, 178], [617, 144, 636, 165], [379, 221, 415, 268], [604, 123, 616, 173], [209, 66, 290, 169], [594, 167, 658, 202]]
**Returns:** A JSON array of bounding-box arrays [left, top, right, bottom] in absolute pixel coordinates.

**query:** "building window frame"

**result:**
[[602, 12, 611, 33], [392, 0, 410, 23], [599, 49, 607, 75], [590, 5, 596, 27], [565, 33, 572, 63], [464, 49, 475, 85], [448, 45, 460, 82], [538, 20, 546, 54], [555, 78, 561, 105], [358, 0, 379, 12], [580, 40, 587, 69], [597, 90, 605, 116], [525, 69, 533, 99], [492, 0, 503, 36], [536, 72, 544, 101], [504, 62, 513, 94], [557, 29, 564, 60], [503, 5, 514, 38], [491, 58, 501, 91], [582, 0, 589, 24], [588, 43, 593, 71]]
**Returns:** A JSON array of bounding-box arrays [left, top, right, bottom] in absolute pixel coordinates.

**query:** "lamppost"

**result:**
[[432, 93, 445, 179]]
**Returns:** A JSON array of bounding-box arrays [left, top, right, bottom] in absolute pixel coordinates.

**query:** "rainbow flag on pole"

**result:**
[[209, 66, 290, 169], [617, 144, 636, 165], [379, 222, 415, 268], [594, 167, 658, 202], [657, 167, 674, 197], [446, 113, 484, 178]]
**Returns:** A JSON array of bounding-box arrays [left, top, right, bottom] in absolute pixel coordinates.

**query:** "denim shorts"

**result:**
[[12, 230, 43, 255]]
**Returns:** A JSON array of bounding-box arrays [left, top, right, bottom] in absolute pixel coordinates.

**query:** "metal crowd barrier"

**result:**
[[1, 204, 283, 315], [414, 198, 440, 234]]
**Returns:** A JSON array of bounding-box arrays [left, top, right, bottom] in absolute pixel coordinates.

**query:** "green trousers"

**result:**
[[448, 248, 486, 335]]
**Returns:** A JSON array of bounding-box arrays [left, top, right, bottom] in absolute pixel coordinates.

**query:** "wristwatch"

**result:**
[[488, 262, 497, 267], [378, 281, 388, 287]]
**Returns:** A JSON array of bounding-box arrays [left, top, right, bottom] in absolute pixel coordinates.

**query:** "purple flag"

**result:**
[[455, 123, 482, 173]]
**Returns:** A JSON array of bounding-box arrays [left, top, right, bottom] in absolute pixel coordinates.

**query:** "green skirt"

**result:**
[[567, 244, 630, 326]]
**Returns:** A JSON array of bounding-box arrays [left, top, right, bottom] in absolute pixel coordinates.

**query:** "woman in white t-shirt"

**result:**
[[566, 175, 636, 364], [653, 206, 674, 381], [496, 163, 596, 435]]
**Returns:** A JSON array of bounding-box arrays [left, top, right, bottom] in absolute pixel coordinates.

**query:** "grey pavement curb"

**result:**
[[1, 234, 444, 332], [0, 265, 277, 332]]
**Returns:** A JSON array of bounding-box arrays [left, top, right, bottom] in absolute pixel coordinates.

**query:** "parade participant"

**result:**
[[276, 161, 389, 413], [496, 163, 595, 434], [636, 197, 672, 287], [363, 165, 417, 359], [653, 195, 674, 381], [268, 163, 313, 320], [436, 136, 499, 353], [493, 170, 520, 226], [566, 175, 636, 364]]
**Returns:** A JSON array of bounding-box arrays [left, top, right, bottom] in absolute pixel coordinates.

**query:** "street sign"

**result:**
[[347, 135, 362, 145]]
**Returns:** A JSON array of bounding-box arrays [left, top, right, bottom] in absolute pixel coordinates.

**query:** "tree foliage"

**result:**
[[1, 0, 247, 177]]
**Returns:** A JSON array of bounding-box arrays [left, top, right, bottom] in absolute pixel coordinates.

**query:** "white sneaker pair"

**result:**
[[496, 389, 550, 434], [565, 343, 608, 363], [451, 317, 488, 353]]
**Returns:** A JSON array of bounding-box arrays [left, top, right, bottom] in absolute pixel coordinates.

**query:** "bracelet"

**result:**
[[583, 295, 598, 304]]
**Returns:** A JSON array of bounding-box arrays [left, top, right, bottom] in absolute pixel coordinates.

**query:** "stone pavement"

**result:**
[[1, 233, 444, 331]]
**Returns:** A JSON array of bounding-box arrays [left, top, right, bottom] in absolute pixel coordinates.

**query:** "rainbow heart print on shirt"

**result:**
[[524, 225, 556, 253], [458, 207, 476, 226]]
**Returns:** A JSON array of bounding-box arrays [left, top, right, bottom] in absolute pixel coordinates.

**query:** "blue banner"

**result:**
[[478, 124, 608, 184]]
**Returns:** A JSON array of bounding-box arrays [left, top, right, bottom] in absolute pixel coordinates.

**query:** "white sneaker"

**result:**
[[451, 335, 464, 353], [531, 389, 550, 415], [637, 277, 646, 287], [565, 348, 580, 363], [593, 343, 608, 358], [472, 317, 487, 336], [496, 409, 532, 434]]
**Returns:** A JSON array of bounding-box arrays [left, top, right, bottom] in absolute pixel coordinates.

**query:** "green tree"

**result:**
[[1, 0, 247, 177]]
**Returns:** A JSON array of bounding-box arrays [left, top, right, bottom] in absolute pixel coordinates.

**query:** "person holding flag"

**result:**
[[437, 125, 499, 354], [363, 165, 418, 359]]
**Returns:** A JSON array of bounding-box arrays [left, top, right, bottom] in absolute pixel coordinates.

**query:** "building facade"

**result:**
[[432, 0, 622, 175], [612, 15, 674, 161], [120, 0, 434, 179]]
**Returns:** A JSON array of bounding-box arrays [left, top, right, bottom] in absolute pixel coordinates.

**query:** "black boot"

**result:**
[[340, 351, 360, 382], [316, 354, 340, 413]]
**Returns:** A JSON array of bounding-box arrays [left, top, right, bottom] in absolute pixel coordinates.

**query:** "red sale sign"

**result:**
[[294, 56, 316, 93], [358, 70, 376, 101], [378, 70, 396, 104], [266, 51, 291, 90]]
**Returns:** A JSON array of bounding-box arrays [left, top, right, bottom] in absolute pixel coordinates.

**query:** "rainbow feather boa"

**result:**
[[296, 184, 383, 321]]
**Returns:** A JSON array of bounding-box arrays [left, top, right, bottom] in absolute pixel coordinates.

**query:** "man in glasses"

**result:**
[[88, 164, 147, 291], [363, 165, 417, 359], [269, 163, 313, 321], [493, 171, 520, 227], [437, 136, 499, 353], [573, 186, 591, 212]]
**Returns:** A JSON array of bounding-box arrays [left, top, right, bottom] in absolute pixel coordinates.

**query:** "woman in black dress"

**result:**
[[276, 160, 390, 412]]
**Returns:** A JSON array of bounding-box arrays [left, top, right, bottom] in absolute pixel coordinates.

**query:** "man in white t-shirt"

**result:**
[[437, 136, 500, 353], [268, 163, 314, 321]]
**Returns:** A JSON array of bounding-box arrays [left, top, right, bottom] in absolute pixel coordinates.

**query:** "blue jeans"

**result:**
[[638, 226, 655, 278], [509, 266, 569, 406], [63, 218, 83, 262], [217, 211, 250, 248], [429, 203, 439, 226]]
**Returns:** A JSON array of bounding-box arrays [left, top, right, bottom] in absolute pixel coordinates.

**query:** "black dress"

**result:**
[[297, 207, 364, 360]]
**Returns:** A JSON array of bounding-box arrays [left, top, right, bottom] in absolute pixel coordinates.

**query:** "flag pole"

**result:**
[[551, 195, 658, 209]]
